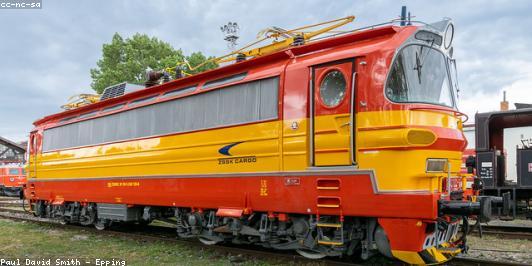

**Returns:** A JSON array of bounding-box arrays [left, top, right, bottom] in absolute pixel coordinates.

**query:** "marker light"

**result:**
[[414, 31, 442, 46]]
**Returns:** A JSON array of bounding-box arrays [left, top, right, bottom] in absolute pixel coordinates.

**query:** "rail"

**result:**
[[0, 198, 529, 266]]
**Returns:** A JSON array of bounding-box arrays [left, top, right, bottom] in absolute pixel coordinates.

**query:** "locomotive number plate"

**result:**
[[284, 177, 300, 186]]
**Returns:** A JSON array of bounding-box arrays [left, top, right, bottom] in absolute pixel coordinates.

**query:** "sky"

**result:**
[[1, 0, 532, 142]]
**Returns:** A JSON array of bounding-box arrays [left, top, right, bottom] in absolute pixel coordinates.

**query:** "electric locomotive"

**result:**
[[24, 12, 507, 265], [0, 164, 26, 197]]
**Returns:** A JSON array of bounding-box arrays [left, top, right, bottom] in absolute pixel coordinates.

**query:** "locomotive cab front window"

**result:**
[[8, 169, 19, 175], [386, 44, 454, 107]]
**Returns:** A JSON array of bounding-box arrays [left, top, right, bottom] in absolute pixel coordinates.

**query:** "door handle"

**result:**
[[341, 122, 351, 127]]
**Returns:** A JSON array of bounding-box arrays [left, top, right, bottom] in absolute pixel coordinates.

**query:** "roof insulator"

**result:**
[[292, 34, 305, 46], [162, 71, 171, 83], [145, 70, 163, 88], [174, 67, 183, 80], [236, 53, 246, 62]]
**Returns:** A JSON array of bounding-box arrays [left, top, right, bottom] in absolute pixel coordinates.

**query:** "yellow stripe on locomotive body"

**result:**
[[33, 120, 282, 178], [31, 109, 463, 193]]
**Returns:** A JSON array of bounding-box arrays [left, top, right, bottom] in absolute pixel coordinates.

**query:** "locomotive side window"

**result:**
[[42, 76, 279, 152], [203, 72, 247, 89], [319, 70, 347, 107], [128, 95, 157, 107], [385, 44, 454, 107], [78, 111, 98, 119], [162, 85, 197, 98], [103, 104, 126, 113], [60, 116, 77, 123]]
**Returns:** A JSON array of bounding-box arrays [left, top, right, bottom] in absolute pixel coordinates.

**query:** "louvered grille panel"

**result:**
[[100, 83, 126, 100]]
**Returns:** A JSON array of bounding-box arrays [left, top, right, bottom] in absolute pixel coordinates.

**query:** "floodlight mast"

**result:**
[[221, 22, 240, 51]]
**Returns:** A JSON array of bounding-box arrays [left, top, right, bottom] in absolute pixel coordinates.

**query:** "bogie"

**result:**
[[30, 200, 384, 260]]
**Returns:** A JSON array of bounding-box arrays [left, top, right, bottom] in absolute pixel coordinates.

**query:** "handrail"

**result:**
[[409, 106, 469, 123], [165, 16, 356, 75]]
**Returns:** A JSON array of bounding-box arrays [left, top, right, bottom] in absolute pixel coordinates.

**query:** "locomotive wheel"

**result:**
[[94, 219, 109, 231], [199, 237, 220, 245], [296, 249, 327, 259]]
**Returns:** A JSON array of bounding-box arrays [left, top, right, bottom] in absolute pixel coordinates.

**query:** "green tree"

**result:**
[[90, 33, 218, 94]]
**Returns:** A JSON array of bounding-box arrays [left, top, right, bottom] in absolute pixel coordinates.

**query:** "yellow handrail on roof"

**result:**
[[61, 94, 100, 110], [166, 16, 355, 75]]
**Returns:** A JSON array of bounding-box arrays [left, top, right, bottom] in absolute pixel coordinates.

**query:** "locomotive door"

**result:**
[[311, 59, 356, 166], [29, 131, 37, 178]]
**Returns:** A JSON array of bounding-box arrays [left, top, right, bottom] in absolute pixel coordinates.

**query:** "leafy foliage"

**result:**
[[90, 33, 218, 94]]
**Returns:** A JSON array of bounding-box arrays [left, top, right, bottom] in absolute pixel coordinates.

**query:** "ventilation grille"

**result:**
[[100, 82, 143, 101]]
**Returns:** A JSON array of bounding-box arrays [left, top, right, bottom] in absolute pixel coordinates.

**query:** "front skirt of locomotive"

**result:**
[[0, 185, 22, 197], [379, 217, 463, 264]]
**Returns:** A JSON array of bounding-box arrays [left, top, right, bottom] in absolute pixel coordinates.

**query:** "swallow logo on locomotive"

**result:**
[[218, 141, 257, 165], [218, 141, 244, 156]]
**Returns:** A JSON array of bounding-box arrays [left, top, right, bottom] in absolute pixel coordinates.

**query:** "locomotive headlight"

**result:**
[[444, 23, 454, 49], [426, 158, 448, 173]]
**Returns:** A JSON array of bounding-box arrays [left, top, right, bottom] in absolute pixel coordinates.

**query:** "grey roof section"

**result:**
[[515, 103, 532, 109], [0, 136, 26, 153]]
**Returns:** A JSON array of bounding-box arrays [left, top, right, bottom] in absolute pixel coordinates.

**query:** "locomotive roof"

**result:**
[[0, 164, 23, 168], [475, 107, 532, 151], [0, 136, 26, 152], [34, 24, 406, 127]]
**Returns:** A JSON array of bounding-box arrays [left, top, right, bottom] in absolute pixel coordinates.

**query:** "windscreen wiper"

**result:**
[[413, 39, 436, 84], [414, 50, 423, 84]]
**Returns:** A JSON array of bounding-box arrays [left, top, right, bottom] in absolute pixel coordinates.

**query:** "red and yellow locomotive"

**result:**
[[25, 15, 504, 264], [0, 164, 26, 197]]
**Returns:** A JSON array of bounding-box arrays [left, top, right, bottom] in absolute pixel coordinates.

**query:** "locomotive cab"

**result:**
[[352, 19, 510, 263], [0, 165, 26, 197]]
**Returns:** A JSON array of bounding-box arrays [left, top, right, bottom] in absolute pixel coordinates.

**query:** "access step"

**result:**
[[318, 240, 343, 246], [317, 223, 342, 228], [316, 196, 341, 208], [316, 178, 340, 190]]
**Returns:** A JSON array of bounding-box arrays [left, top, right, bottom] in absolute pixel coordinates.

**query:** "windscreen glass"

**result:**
[[386, 45, 454, 107]]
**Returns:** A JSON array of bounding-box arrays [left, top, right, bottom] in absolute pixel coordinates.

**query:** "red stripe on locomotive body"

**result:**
[[358, 126, 466, 152], [28, 171, 437, 219]]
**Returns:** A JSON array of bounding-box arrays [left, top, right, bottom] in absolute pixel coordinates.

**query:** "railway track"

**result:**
[[470, 224, 532, 240], [0, 202, 24, 207], [0, 196, 20, 200], [451, 257, 529, 266], [0, 207, 356, 265], [0, 205, 529, 266]]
